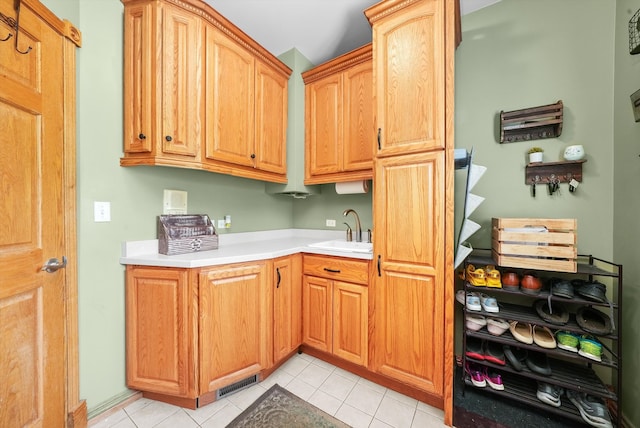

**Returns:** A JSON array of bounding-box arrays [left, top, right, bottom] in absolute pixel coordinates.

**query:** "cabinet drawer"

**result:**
[[303, 254, 369, 285]]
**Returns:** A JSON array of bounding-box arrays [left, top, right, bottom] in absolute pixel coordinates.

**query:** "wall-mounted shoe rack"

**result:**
[[459, 249, 622, 427], [500, 100, 563, 143], [454, 148, 487, 269]]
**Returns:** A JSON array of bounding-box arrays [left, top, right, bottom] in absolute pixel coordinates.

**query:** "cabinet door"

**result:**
[[125, 266, 197, 398], [255, 60, 288, 174], [161, 3, 203, 159], [205, 26, 255, 167], [372, 151, 444, 395], [123, 2, 154, 153], [273, 255, 302, 362], [302, 275, 332, 352], [199, 262, 269, 393], [343, 59, 374, 172], [373, 0, 444, 156], [305, 74, 342, 178], [333, 281, 368, 366]]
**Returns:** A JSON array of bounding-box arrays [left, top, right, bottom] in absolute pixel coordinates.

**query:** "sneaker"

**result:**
[[578, 335, 603, 362], [574, 280, 607, 303], [537, 382, 563, 407], [483, 367, 504, 390], [550, 278, 574, 299], [465, 362, 486, 388], [566, 389, 613, 428], [556, 330, 579, 352]]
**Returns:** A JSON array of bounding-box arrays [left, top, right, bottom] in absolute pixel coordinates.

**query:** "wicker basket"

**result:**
[[158, 214, 218, 255]]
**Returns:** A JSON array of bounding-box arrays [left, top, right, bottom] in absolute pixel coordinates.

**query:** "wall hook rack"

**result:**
[[525, 159, 586, 187], [500, 100, 563, 143], [0, 0, 32, 54]]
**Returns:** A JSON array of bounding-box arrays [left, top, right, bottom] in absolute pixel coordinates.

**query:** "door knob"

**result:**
[[41, 256, 67, 273]]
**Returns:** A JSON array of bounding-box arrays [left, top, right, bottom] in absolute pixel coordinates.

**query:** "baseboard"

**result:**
[[87, 390, 142, 426]]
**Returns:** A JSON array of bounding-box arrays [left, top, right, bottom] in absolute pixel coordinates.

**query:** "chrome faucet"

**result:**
[[343, 209, 362, 242]]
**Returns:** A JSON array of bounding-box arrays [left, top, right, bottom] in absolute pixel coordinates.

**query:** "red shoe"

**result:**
[[484, 341, 506, 365], [465, 336, 484, 361]]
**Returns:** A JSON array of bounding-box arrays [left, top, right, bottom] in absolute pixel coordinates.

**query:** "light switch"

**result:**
[[94, 201, 111, 222]]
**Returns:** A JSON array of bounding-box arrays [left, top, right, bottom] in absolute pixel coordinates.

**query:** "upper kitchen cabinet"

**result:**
[[367, 0, 445, 157], [122, 1, 203, 165], [302, 45, 374, 184], [121, 0, 292, 183], [205, 25, 290, 180]]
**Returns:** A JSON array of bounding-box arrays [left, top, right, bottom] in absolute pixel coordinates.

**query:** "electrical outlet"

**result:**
[[326, 219, 336, 227], [217, 219, 226, 229]]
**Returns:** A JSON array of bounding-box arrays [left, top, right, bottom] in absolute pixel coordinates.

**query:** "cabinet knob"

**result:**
[[138, 133, 146, 140], [165, 135, 172, 142], [250, 153, 256, 159]]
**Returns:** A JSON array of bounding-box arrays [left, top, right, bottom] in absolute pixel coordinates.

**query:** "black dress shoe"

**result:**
[[503, 345, 527, 371], [526, 350, 552, 376]]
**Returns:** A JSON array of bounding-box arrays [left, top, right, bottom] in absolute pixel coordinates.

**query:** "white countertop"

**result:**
[[120, 229, 373, 268]]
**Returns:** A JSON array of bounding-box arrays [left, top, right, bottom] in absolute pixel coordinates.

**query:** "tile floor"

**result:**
[[89, 352, 448, 428]]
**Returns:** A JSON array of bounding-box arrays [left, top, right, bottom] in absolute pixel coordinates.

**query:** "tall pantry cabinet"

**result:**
[[365, 0, 455, 421]]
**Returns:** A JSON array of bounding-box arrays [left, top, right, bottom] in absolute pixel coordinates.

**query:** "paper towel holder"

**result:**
[[335, 180, 370, 195]]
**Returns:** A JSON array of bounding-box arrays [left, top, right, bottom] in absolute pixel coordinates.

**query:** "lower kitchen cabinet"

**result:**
[[125, 266, 198, 400], [125, 260, 271, 408], [198, 261, 270, 395], [302, 254, 369, 366], [273, 254, 302, 363]]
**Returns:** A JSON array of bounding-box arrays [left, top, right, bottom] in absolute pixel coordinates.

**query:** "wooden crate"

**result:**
[[492, 218, 577, 272]]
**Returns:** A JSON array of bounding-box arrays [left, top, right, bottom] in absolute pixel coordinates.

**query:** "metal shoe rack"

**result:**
[[460, 249, 622, 427]]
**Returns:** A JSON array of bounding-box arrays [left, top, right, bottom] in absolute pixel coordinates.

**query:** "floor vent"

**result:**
[[216, 374, 258, 400]]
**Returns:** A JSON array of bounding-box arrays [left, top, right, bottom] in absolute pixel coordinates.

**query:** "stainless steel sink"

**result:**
[[308, 240, 373, 253]]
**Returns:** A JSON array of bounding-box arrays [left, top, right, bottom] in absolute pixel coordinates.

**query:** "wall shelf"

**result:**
[[500, 100, 563, 143], [525, 159, 586, 185]]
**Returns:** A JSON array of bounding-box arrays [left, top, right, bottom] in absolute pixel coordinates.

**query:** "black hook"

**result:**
[[0, 11, 16, 41], [1, 0, 31, 53], [13, 0, 31, 54]]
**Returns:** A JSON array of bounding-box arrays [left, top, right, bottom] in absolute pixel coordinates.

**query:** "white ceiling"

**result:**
[[206, 0, 501, 66]]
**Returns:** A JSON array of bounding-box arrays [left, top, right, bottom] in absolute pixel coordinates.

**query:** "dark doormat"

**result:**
[[453, 365, 583, 428], [226, 384, 350, 428]]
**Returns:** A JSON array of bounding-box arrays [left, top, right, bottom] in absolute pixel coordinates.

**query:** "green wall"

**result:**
[[456, 1, 639, 427], [614, 1, 640, 426], [38, 1, 637, 426], [455, 0, 615, 256]]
